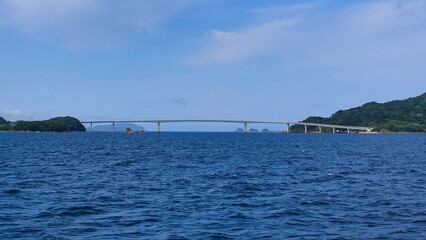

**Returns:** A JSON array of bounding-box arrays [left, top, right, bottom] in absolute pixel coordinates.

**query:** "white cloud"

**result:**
[[186, 0, 426, 70], [187, 19, 297, 65], [251, 2, 321, 18], [341, 0, 426, 35], [0, 0, 196, 50], [300, 0, 426, 70], [0, 0, 98, 30]]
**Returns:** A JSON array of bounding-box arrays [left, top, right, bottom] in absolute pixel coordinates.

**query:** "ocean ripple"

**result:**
[[0, 132, 425, 239]]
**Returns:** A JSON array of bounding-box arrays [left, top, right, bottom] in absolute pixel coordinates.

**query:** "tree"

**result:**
[[0, 116, 12, 131]]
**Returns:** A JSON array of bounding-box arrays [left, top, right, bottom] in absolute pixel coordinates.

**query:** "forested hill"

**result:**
[[0, 116, 86, 132], [293, 92, 426, 132], [0, 116, 11, 131]]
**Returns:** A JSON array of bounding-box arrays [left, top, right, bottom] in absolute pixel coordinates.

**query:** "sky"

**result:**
[[1, 0, 426, 131]]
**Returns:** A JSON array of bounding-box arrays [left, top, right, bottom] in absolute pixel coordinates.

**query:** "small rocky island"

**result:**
[[0, 116, 86, 132], [125, 127, 134, 133], [125, 127, 144, 133]]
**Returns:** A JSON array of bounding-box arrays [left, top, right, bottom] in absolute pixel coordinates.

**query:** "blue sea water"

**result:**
[[1, 132, 425, 239]]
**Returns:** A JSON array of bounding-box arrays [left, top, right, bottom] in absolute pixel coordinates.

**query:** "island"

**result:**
[[235, 128, 271, 133], [0, 116, 86, 132], [290, 92, 426, 133]]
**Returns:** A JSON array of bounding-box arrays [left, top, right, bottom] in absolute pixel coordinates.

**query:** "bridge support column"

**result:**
[[347, 128, 350, 134], [333, 127, 336, 134], [287, 124, 290, 133], [157, 122, 161, 133], [319, 126, 322, 133], [304, 125, 308, 133], [90, 123, 93, 132], [244, 122, 247, 133], [112, 122, 115, 133]]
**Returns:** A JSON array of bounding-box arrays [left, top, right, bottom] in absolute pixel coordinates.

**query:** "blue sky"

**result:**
[[1, 0, 426, 130]]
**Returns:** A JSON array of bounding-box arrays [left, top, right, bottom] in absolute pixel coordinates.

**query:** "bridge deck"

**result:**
[[81, 120, 372, 132]]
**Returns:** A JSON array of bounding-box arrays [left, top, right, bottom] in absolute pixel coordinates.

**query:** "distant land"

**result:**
[[88, 123, 143, 132], [0, 117, 85, 132], [235, 128, 271, 132], [291, 92, 426, 133], [1, 93, 425, 133]]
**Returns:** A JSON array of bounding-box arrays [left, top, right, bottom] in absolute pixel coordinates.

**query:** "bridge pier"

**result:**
[[347, 128, 350, 134], [90, 123, 93, 132], [112, 122, 115, 133], [287, 123, 290, 133], [244, 122, 247, 133], [332, 127, 336, 134], [304, 125, 308, 133], [157, 122, 161, 133], [319, 126, 322, 133]]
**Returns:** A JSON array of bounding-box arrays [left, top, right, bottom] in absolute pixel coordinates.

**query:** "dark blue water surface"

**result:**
[[1, 132, 426, 239]]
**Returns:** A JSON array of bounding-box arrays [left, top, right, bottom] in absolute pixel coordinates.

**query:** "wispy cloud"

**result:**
[[186, 0, 426, 70], [0, 0, 98, 29], [0, 0, 196, 50], [186, 19, 297, 65]]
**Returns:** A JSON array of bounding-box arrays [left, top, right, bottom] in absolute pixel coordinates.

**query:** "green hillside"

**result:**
[[292, 92, 426, 132], [0, 116, 12, 131], [0, 116, 86, 132], [13, 116, 86, 132]]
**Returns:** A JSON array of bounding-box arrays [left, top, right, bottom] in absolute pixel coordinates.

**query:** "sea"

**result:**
[[1, 132, 425, 239]]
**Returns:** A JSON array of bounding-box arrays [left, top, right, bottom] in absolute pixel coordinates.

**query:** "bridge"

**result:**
[[80, 120, 373, 133]]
